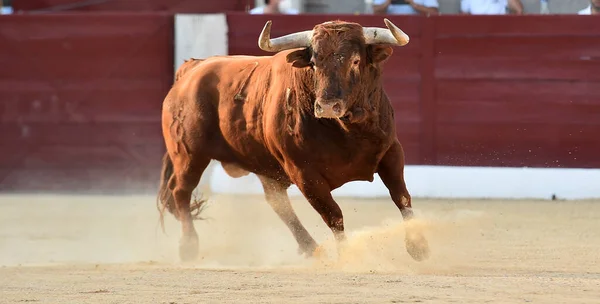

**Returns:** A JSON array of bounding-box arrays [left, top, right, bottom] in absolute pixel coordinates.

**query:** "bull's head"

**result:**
[[258, 19, 409, 119]]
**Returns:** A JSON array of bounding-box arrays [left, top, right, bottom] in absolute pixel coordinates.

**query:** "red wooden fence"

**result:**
[[0, 13, 174, 193], [433, 16, 600, 168], [1, 13, 599, 193], [12, 0, 249, 13]]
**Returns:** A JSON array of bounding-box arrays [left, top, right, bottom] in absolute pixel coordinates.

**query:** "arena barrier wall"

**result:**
[[0, 12, 174, 193], [1, 12, 599, 200], [12, 0, 248, 13]]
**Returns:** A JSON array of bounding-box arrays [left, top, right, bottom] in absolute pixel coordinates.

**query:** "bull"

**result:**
[[158, 18, 430, 262]]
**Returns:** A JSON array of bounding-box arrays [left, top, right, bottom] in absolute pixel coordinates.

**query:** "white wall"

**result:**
[[208, 165, 600, 200], [254, 0, 303, 12], [173, 13, 600, 200], [174, 14, 228, 74]]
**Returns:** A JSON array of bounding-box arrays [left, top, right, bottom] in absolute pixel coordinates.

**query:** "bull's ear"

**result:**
[[286, 48, 311, 68], [367, 45, 393, 64]]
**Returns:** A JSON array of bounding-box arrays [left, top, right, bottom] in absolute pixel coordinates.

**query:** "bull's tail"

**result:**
[[156, 152, 210, 233], [157, 152, 176, 234]]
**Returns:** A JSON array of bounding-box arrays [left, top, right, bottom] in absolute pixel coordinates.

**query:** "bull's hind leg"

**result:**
[[169, 155, 211, 262], [258, 175, 318, 256]]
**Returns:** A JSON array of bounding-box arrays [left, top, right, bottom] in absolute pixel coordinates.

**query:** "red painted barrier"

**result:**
[[0, 13, 174, 192], [12, 0, 249, 13], [1, 13, 599, 193], [433, 16, 600, 168]]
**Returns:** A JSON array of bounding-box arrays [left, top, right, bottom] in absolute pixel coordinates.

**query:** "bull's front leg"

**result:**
[[377, 140, 430, 261], [288, 168, 347, 256]]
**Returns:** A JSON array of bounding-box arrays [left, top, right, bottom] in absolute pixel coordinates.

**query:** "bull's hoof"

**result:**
[[405, 233, 430, 262], [179, 236, 199, 262], [297, 242, 320, 258], [311, 245, 327, 259]]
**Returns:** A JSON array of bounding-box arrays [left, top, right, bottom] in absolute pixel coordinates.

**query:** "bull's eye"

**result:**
[[353, 59, 360, 65]]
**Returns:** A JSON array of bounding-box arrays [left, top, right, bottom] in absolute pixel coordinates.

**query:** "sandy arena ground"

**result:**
[[0, 193, 599, 303]]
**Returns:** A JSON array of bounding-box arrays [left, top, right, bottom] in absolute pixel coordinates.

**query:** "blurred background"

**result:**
[[1, 0, 599, 199], [3, 0, 598, 15]]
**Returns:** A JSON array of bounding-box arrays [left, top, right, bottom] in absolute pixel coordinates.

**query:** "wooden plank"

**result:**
[[12, 0, 246, 12], [383, 80, 420, 105], [0, 144, 164, 169], [437, 80, 600, 104], [436, 36, 600, 59], [395, 122, 421, 141], [435, 123, 600, 168], [0, 123, 163, 146], [435, 57, 600, 80], [436, 79, 600, 125], [380, 55, 422, 81], [0, 57, 173, 81], [0, 14, 174, 83], [1, 40, 172, 81], [0, 95, 163, 123], [397, 143, 421, 165], [0, 13, 172, 36], [0, 80, 165, 123], [0, 167, 160, 193], [435, 15, 600, 37], [395, 122, 422, 165], [437, 101, 600, 124], [436, 122, 599, 144]]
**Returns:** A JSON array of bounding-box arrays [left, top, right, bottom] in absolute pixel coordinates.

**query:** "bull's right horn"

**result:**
[[363, 18, 410, 46], [258, 20, 313, 52]]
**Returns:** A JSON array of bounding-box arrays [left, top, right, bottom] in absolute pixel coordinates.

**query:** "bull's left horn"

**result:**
[[362, 18, 409, 46], [258, 20, 313, 52]]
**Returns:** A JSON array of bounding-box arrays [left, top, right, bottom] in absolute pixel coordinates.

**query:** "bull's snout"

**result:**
[[314, 99, 344, 119]]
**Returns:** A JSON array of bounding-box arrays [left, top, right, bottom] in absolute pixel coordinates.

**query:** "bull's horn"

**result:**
[[362, 18, 409, 46], [258, 20, 313, 52]]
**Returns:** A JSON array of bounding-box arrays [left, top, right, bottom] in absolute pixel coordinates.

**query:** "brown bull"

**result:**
[[158, 18, 430, 262]]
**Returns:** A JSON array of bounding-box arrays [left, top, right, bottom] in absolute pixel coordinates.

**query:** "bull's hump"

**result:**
[[223, 55, 271, 60]]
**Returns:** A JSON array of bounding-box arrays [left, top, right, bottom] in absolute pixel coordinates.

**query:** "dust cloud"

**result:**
[[1, 194, 600, 303], [0, 193, 498, 273]]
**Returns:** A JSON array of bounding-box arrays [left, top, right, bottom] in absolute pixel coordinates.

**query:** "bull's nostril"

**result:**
[[332, 103, 341, 114], [315, 103, 323, 114]]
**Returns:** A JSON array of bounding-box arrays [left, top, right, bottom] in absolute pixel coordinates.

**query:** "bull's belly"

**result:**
[[314, 147, 385, 190], [211, 140, 290, 183], [219, 160, 290, 183], [321, 163, 379, 190], [213, 132, 383, 189], [219, 158, 375, 190]]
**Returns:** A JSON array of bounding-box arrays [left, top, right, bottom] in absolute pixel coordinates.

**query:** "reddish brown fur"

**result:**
[[174, 58, 204, 82], [158, 20, 429, 262]]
